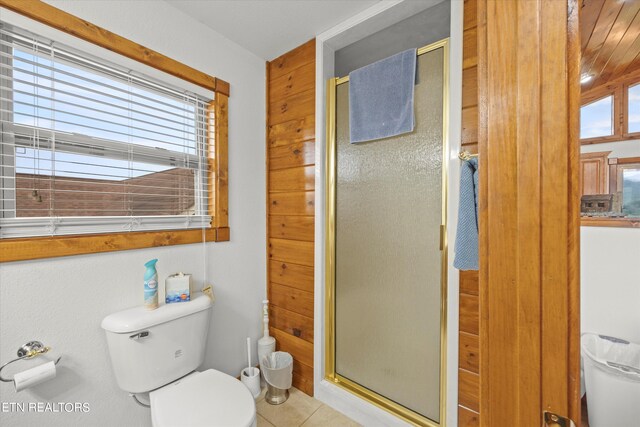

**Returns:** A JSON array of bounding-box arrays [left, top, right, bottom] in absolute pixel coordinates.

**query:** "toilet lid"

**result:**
[[150, 369, 256, 427]]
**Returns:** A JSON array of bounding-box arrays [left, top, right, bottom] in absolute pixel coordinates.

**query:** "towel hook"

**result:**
[[0, 340, 61, 383], [459, 151, 479, 161]]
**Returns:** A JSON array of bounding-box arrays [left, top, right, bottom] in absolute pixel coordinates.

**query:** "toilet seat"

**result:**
[[150, 369, 256, 427]]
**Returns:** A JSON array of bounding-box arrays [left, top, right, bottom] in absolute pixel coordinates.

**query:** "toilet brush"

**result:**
[[246, 337, 252, 371], [241, 337, 261, 399]]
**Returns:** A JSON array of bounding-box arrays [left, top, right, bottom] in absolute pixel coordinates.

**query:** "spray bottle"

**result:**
[[257, 300, 276, 367], [143, 259, 159, 310]]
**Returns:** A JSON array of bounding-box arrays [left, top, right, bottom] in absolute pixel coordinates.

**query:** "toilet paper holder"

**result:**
[[0, 340, 62, 382]]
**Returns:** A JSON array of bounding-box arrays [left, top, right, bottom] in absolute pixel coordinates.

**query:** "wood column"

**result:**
[[458, 0, 481, 425], [477, 1, 581, 426]]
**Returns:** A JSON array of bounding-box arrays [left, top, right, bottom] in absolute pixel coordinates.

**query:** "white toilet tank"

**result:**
[[101, 295, 212, 394]]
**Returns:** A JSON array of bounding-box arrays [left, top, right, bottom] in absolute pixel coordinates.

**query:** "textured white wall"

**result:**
[[581, 227, 640, 343], [0, 1, 266, 426], [580, 140, 640, 343], [580, 139, 640, 158]]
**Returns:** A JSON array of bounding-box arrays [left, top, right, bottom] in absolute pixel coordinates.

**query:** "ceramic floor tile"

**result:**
[[257, 414, 276, 427], [256, 388, 322, 427], [256, 385, 268, 402], [300, 404, 361, 427]]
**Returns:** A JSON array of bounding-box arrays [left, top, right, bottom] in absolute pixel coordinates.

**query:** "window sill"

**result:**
[[0, 227, 230, 263], [580, 134, 640, 145], [580, 217, 640, 228]]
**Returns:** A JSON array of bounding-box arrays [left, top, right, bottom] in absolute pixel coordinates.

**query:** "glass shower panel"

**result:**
[[334, 48, 444, 422]]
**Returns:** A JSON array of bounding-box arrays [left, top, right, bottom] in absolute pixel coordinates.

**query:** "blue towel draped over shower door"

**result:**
[[348, 48, 417, 143], [454, 158, 479, 271]]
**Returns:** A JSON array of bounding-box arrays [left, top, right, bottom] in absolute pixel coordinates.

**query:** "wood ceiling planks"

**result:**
[[581, 0, 640, 90]]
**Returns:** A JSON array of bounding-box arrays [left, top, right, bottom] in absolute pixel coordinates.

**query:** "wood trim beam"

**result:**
[[581, 68, 640, 100], [215, 226, 230, 241], [0, 0, 230, 96], [581, 217, 640, 228], [478, 0, 581, 425], [580, 134, 640, 145], [0, 228, 221, 263], [618, 156, 640, 164], [205, 96, 229, 239], [212, 94, 229, 230], [580, 151, 612, 159]]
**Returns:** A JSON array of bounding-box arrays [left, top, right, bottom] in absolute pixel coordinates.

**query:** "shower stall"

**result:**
[[324, 39, 449, 427]]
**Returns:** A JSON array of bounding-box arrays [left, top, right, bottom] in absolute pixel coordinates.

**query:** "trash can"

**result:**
[[261, 351, 293, 405], [581, 333, 640, 427]]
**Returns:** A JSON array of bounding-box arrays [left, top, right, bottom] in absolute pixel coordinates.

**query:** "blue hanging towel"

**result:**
[[348, 48, 417, 143], [454, 158, 479, 271]]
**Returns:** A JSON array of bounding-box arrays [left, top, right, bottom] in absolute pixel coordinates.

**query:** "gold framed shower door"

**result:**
[[324, 38, 450, 427]]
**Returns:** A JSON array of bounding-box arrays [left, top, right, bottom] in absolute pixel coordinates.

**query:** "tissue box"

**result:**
[[165, 273, 192, 303]]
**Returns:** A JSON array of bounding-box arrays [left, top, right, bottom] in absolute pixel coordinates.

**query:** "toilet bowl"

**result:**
[[150, 369, 256, 427], [102, 295, 256, 427]]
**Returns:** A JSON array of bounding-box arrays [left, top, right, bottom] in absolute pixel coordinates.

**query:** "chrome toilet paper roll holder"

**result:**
[[0, 340, 62, 382]]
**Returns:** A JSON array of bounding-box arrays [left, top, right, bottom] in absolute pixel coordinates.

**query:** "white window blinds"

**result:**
[[0, 22, 213, 238]]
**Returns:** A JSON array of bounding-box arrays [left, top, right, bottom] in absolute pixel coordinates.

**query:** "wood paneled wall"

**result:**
[[459, 0, 480, 425], [266, 39, 316, 396]]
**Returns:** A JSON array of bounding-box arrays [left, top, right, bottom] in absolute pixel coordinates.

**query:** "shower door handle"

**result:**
[[543, 411, 575, 427]]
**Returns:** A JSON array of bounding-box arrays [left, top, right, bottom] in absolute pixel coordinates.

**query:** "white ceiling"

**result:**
[[165, 0, 381, 60]]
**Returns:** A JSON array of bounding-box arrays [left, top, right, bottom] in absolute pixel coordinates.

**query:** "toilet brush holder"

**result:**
[[257, 339, 275, 368], [241, 367, 261, 399]]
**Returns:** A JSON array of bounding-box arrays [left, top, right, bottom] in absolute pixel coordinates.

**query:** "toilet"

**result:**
[[101, 295, 256, 427]]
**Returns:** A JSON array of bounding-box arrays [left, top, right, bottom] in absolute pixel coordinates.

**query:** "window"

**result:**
[[580, 95, 614, 139], [627, 83, 640, 134], [580, 74, 640, 143], [0, 23, 212, 238], [619, 163, 640, 217]]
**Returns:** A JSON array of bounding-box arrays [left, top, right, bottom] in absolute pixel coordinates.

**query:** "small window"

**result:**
[[580, 95, 614, 139], [0, 22, 213, 238], [627, 83, 640, 134], [621, 165, 640, 217]]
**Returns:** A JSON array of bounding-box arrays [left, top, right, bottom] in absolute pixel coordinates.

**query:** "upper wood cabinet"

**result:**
[[580, 152, 640, 228], [580, 151, 610, 196]]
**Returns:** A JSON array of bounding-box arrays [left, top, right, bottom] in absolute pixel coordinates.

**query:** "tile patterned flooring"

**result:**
[[256, 387, 361, 427], [256, 388, 590, 426]]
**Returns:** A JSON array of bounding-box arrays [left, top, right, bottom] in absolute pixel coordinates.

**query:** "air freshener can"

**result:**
[[144, 259, 159, 310]]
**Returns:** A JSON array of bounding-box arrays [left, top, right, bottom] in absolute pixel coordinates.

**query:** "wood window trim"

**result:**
[[622, 81, 640, 140], [581, 133, 640, 145], [0, 0, 230, 96], [0, 228, 231, 263], [580, 89, 620, 144], [0, 0, 230, 262], [580, 70, 640, 145], [581, 217, 640, 228]]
